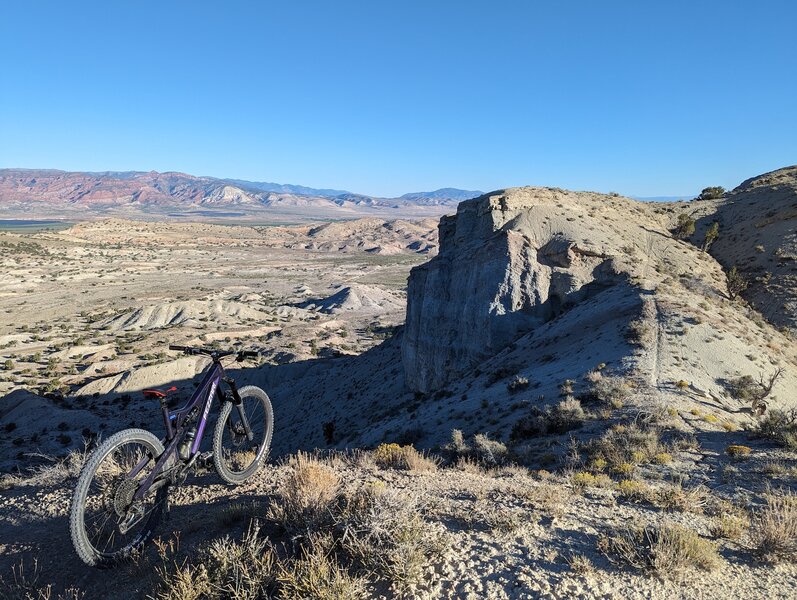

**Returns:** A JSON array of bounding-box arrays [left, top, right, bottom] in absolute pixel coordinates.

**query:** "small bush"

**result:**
[[673, 213, 696, 240], [616, 479, 652, 502], [267, 452, 339, 533], [627, 319, 654, 349], [337, 485, 447, 594], [583, 423, 661, 471], [278, 536, 367, 600], [599, 523, 721, 576], [702, 222, 719, 251], [725, 445, 752, 459], [709, 514, 748, 540], [471, 434, 508, 466], [588, 376, 631, 409], [571, 471, 612, 493], [750, 490, 797, 563], [755, 409, 797, 451], [510, 397, 585, 440], [506, 375, 530, 393], [372, 443, 439, 472], [566, 554, 595, 575], [652, 452, 673, 465], [479, 505, 525, 535], [726, 266, 748, 300], [1, 445, 89, 488], [697, 186, 725, 200]]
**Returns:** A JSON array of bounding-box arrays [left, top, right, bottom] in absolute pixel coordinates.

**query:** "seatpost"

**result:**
[[160, 397, 174, 438]]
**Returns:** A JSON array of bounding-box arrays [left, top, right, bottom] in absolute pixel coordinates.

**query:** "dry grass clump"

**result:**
[[153, 524, 277, 600], [159, 469, 447, 597], [519, 482, 570, 515], [725, 444, 752, 459], [754, 409, 797, 451], [583, 423, 662, 472], [1, 445, 89, 489], [205, 524, 278, 600], [571, 471, 613, 493], [336, 484, 448, 595], [616, 479, 653, 503], [476, 505, 526, 536], [153, 523, 366, 600], [510, 397, 585, 440], [654, 484, 707, 514], [267, 451, 340, 533], [599, 522, 721, 577], [614, 480, 707, 514], [586, 376, 632, 409], [278, 536, 367, 600], [0, 558, 83, 600], [446, 431, 509, 466], [471, 434, 508, 466], [652, 452, 673, 465], [709, 514, 748, 540], [627, 318, 655, 349], [216, 500, 263, 529], [371, 443, 439, 472], [506, 374, 530, 393], [750, 490, 797, 563], [565, 553, 595, 575]]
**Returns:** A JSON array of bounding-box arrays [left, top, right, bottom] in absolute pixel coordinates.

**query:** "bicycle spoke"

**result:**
[[79, 438, 162, 558]]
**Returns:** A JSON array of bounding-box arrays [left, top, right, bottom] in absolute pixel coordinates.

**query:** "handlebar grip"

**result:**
[[169, 345, 189, 352], [238, 350, 260, 359]]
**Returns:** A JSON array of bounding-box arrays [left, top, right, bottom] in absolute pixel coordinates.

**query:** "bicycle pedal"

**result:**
[[196, 451, 214, 471]]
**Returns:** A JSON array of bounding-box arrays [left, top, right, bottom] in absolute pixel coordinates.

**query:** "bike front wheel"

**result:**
[[213, 385, 273, 484], [69, 428, 168, 567]]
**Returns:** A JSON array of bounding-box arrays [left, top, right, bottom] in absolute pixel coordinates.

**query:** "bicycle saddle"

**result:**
[[142, 385, 177, 398], [143, 386, 179, 407]]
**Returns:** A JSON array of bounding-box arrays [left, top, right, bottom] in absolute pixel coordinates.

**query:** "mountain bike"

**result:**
[[69, 345, 273, 567]]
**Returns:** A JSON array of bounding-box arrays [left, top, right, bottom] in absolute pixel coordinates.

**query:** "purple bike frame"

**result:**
[[131, 360, 226, 501]]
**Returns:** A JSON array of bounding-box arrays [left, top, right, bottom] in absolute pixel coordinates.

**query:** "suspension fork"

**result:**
[[224, 377, 254, 442]]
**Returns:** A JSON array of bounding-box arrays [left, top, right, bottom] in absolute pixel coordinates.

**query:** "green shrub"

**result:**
[[698, 186, 725, 200], [755, 409, 797, 451], [510, 397, 585, 440], [726, 266, 748, 300], [673, 214, 696, 240]]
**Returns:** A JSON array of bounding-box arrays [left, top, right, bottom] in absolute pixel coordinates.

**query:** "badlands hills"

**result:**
[[0, 169, 482, 222], [0, 166, 796, 598]]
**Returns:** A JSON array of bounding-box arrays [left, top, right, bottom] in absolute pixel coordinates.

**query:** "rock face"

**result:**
[[702, 166, 797, 333], [402, 187, 673, 393]]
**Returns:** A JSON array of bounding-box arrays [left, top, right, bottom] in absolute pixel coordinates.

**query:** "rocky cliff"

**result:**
[[401, 176, 797, 394], [700, 166, 797, 333], [403, 187, 686, 392]]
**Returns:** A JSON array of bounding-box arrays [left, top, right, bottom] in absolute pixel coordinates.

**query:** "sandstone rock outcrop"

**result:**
[[401, 187, 689, 392]]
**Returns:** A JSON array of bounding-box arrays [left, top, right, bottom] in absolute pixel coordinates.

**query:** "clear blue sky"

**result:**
[[1, 1, 795, 197]]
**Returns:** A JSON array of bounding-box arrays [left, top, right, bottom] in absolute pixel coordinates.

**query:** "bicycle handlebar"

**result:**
[[168, 345, 260, 361]]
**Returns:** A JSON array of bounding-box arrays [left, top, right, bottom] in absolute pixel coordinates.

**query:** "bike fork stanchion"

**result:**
[[224, 377, 255, 442]]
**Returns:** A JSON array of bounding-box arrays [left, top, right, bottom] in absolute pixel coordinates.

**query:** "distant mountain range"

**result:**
[[0, 169, 484, 222]]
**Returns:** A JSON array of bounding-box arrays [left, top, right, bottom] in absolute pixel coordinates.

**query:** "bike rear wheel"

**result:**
[[69, 428, 168, 567], [213, 385, 273, 484]]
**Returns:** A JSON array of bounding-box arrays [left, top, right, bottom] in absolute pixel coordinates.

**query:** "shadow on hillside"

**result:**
[[683, 428, 797, 496], [0, 480, 282, 599]]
